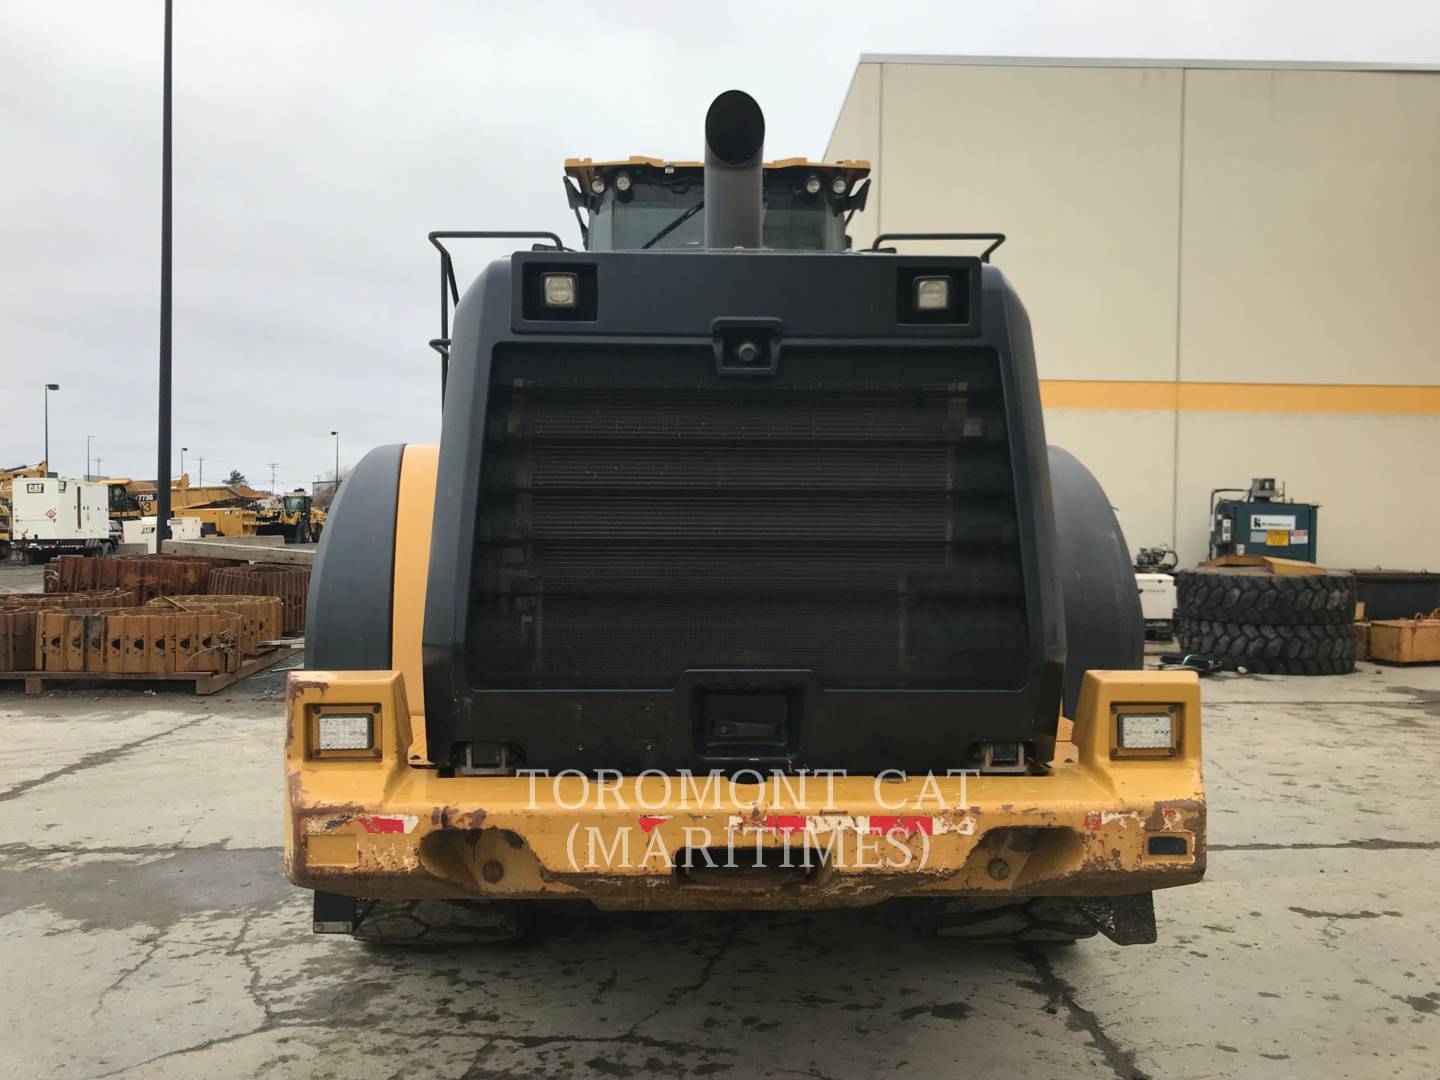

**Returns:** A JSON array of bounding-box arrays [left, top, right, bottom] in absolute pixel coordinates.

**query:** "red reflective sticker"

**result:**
[[359, 816, 407, 834]]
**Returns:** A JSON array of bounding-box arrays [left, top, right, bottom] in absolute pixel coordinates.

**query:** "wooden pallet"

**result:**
[[0, 646, 290, 697]]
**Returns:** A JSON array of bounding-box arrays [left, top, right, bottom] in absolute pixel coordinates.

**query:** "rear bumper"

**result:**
[[284, 670, 1205, 910]]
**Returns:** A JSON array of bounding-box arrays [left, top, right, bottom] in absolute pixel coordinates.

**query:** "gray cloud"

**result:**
[[2, 0, 1434, 487]]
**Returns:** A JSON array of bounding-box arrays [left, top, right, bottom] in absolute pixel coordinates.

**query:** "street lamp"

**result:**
[[43, 384, 59, 475], [86, 435, 95, 481], [330, 431, 339, 491], [180, 446, 188, 483]]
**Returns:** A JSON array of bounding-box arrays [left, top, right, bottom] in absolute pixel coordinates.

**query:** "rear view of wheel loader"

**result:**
[[285, 91, 1205, 946]]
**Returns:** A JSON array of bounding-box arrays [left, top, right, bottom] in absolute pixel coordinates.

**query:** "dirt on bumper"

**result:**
[[285, 671, 1206, 911]]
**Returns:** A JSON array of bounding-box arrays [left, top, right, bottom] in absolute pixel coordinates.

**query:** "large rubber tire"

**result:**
[[1177, 618, 1356, 675], [919, 897, 1098, 943], [1176, 567, 1356, 626], [1048, 447, 1144, 720], [352, 898, 530, 946]]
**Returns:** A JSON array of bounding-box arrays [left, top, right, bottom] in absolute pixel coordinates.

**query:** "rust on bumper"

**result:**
[[285, 670, 1205, 910]]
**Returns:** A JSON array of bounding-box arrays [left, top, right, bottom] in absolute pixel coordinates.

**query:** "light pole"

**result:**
[[197, 457, 203, 487], [43, 384, 59, 475], [155, 0, 174, 543], [179, 446, 188, 483], [330, 430, 339, 492], [86, 435, 95, 480]]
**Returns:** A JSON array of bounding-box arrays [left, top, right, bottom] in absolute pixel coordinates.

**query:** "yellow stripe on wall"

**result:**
[[1039, 380, 1440, 415]]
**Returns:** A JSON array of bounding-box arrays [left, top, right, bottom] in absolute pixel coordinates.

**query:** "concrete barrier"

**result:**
[[162, 539, 317, 566]]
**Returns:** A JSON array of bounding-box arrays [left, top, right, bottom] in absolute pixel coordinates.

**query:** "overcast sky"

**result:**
[[2, 1, 1436, 490]]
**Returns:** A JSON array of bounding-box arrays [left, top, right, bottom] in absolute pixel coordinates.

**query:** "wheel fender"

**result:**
[[306, 444, 405, 670], [1047, 446, 1144, 719]]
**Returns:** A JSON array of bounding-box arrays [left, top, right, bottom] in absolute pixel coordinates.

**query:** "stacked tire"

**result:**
[[1174, 567, 1357, 675]]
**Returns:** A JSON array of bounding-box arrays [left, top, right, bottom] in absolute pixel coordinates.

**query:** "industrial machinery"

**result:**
[[1134, 545, 1179, 641], [10, 477, 113, 562], [256, 489, 323, 544], [1209, 478, 1318, 562], [106, 476, 266, 538], [287, 92, 1206, 947]]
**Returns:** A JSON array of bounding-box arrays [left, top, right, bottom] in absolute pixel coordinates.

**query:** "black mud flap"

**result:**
[[1076, 892, 1158, 946], [312, 891, 359, 934]]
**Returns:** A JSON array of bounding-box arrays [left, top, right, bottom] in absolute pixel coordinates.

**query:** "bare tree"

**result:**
[[312, 466, 349, 510]]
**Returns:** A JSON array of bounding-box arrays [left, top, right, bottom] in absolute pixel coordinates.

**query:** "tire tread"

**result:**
[[1175, 568, 1356, 626], [1177, 617, 1356, 675]]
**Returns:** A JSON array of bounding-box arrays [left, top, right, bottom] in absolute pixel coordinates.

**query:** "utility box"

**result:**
[[1135, 572, 1177, 640], [123, 516, 203, 553], [1210, 478, 1319, 563], [11, 478, 112, 561]]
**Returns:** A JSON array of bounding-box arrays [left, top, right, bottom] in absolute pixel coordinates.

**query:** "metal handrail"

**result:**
[[426, 231, 568, 398], [866, 232, 1007, 262]]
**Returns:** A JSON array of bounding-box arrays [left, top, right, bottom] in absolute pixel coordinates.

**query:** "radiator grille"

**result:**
[[470, 345, 1028, 690]]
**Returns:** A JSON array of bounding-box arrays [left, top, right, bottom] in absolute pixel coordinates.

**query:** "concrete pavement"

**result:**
[[1, 564, 1436, 1077]]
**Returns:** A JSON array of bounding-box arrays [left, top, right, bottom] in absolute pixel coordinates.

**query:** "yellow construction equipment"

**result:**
[[285, 92, 1204, 947], [255, 489, 323, 544]]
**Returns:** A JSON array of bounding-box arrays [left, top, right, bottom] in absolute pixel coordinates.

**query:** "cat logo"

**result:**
[[25, 483, 44, 493]]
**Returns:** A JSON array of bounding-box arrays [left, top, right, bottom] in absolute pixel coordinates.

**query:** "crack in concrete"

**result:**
[[1289, 907, 1401, 920], [0, 841, 280, 862], [458, 1031, 743, 1079], [663, 918, 744, 1006], [0, 713, 211, 803], [455, 921, 751, 1078], [1016, 945, 1145, 1080], [90, 930, 167, 1019], [1211, 839, 1440, 852], [88, 1026, 267, 1078], [590, 966, 619, 1005]]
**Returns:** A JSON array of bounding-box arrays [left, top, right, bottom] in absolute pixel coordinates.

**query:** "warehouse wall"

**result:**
[[825, 59, 1440, 571]]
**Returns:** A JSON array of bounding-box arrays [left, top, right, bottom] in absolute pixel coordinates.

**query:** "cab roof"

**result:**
[[564, 156, 870, 190]]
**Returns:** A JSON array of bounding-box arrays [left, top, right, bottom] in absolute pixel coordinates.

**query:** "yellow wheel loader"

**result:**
[[285, 92, 1204, 946]]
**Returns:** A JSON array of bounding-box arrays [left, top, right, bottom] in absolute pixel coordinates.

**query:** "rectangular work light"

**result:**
[[541, 272, 579, 308], [316, 713, 373, 752], [1115, 711, 1177, 754], [913, 275, 951, 312]]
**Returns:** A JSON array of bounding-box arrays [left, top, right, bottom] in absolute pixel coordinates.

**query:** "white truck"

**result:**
[[10, 477, 114, 563]]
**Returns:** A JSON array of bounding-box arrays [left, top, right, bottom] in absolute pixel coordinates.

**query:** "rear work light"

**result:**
[[316, 713, 374, 753], [542, 272, 579, 309], [1113, 709, 1179, 757], [913, 276, 951, 312]]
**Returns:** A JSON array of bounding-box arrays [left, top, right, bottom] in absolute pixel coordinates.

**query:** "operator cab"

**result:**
[[563, 158, 870, 252]]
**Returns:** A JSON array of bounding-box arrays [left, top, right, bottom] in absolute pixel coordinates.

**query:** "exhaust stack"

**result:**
[[704, 90, 765, 249]]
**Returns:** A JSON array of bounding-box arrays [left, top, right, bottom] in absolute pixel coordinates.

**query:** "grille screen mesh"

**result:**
[[470, 345, 1027, 690]]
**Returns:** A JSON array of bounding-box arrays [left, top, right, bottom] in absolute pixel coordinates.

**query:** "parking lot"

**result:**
[[0, 560, 1435, 1079]]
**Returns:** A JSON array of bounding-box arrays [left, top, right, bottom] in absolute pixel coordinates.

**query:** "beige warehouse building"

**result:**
[[826, 56, 1440, 570]]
